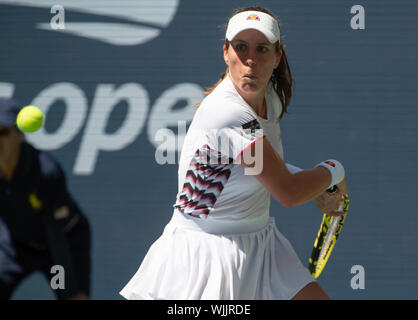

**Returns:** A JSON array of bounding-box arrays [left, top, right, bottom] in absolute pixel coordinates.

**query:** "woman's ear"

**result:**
[[223, 44, 229, 66], [274, 49, 282, 69]]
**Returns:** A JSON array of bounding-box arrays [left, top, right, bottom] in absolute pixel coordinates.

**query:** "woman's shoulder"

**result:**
[[197, 97, 253, 130]]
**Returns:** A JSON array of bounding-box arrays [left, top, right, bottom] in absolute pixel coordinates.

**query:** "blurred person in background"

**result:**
[[0, 97, 91, 300]]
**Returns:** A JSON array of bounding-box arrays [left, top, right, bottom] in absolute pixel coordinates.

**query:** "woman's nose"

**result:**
[[245, 49, 256, 66], [246, 59, 255, 67]]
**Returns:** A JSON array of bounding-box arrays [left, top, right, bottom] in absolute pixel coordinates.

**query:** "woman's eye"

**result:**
[[257, 46, 268, 53], [235, 44, 247, 51]]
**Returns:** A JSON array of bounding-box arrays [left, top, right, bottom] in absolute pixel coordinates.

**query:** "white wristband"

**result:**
[[315, 159, 345, 189]]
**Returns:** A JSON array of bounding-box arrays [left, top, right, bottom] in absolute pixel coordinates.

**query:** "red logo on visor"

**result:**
[[325, 161, 336, 167], [247, 15, 260, 21]]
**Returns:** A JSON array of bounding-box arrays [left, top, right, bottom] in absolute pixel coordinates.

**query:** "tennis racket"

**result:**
[[308, 187, 350, 279]]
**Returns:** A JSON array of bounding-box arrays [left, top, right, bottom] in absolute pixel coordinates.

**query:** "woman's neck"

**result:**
[[239, 89, 267, 119], [228, 74, 268, 119]]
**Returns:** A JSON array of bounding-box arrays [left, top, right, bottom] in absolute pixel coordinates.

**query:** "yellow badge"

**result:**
[[29, 192, 43, 211]]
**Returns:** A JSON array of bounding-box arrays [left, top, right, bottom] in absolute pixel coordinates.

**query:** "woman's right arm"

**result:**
[[240, 137, 336, 208]]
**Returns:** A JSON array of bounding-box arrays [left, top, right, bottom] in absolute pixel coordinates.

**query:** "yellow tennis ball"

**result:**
[[16, 105, 45, 133]]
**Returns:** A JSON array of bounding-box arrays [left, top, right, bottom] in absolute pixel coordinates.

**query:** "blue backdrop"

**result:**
[[0, 0, 417, 299]]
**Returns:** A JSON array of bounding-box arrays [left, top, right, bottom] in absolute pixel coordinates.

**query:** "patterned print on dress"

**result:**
[[174, 144, 233, 218]]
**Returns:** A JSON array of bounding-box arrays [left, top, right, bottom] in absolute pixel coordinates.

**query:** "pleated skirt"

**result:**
[[120, 211, 314, 300]]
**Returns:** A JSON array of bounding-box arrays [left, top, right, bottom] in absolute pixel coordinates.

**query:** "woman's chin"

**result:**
[[240, 82, 261, 95]]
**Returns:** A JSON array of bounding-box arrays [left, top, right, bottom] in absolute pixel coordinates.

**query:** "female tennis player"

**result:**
[[120, 6, 349, 300]]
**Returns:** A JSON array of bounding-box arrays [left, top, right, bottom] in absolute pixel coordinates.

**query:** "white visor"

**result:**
[[225, 11, 280, 44]]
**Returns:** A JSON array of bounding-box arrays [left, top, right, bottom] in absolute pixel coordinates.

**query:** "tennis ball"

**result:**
[[16, 105, 44, 133]]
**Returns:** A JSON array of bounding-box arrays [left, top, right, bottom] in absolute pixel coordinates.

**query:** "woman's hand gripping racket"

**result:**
[[309, 185, 350, 279]]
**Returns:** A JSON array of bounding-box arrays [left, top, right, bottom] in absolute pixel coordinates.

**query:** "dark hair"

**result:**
[[195, 6, 293, 121]]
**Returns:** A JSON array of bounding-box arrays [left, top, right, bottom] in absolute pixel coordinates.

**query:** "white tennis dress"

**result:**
[[120, 76, 314, 300]]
